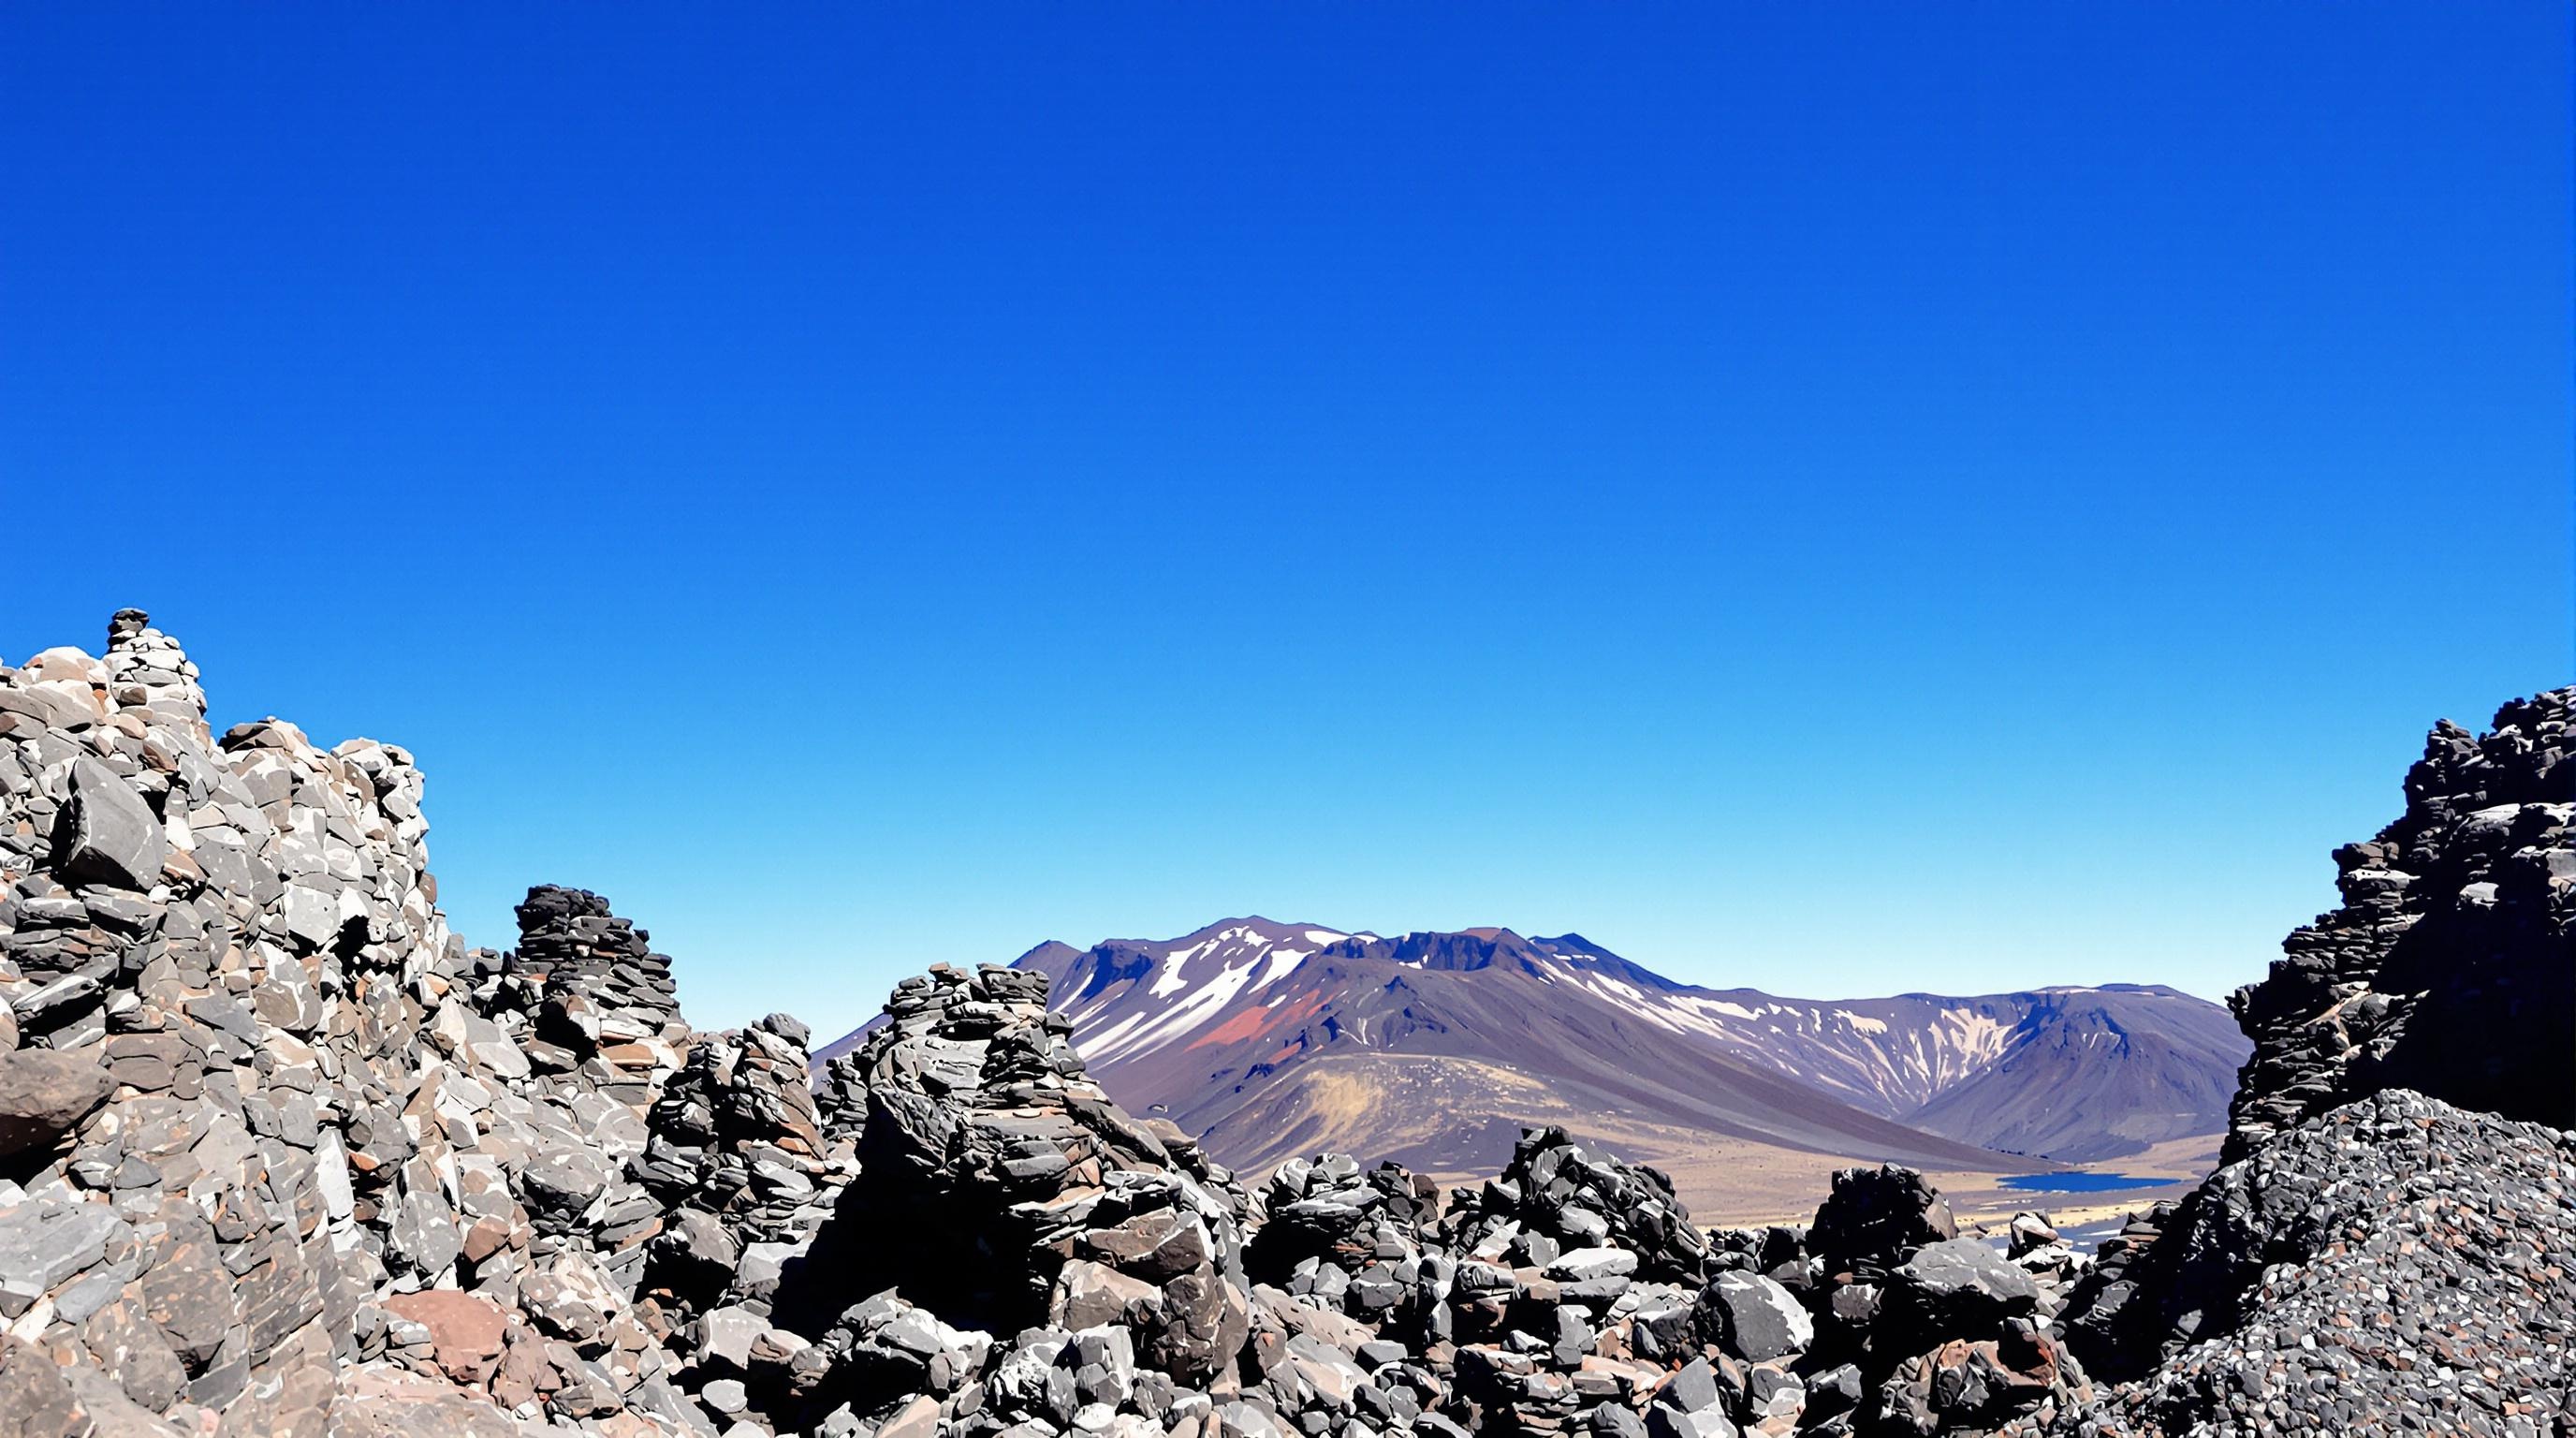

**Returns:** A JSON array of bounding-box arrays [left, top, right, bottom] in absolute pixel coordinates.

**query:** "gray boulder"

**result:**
[[1885, 1237, 2040, 1350], [1699, 1270, 1812, 1362], [1646, 1357, 1737, 1438], [56, 759, 165, 891]]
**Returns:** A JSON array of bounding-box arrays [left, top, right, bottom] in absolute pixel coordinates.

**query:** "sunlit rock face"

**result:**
[[843, 961, 1254, 1387], [2227, 687, 2572, 1160]]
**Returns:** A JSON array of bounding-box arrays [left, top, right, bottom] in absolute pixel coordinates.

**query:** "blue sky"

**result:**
[[5, 7, 2568, 1037]]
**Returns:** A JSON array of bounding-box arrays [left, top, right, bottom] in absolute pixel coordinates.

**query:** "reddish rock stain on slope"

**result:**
[[1189, 988, 1326, 1050]]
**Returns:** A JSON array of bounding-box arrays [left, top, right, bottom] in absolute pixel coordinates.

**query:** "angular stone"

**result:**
[[57, 759, 167, 891], [1053, 1259, 1158, 1332], [1700, 1271, 1812, 1362], [1893, 1238, 2040, 1317], [0, 1335, 80, 1438], [140, 1239, 232, 1370], [324, 1363, 522, 1438], [0, 1049, 113, 1155], [0, 1196, 119, 1316], [1547, 1247, 1638, 1283]]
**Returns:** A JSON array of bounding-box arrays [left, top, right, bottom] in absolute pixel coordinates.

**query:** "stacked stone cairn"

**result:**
[[636, 1011, 858, 1431], [0, 613, 2564, 1438], [843, 965, 1254, 1389], [499, 888, 689, 1111]]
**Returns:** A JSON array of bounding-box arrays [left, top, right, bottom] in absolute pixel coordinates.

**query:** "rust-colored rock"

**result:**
[[383, 1292, 508, 1387]]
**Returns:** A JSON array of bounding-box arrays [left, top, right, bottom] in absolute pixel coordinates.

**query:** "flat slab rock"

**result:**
[[324, 1365, 522, 1438]]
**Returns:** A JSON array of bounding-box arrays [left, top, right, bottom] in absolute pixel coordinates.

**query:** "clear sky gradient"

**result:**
[[6, 7, 2569, 1037]]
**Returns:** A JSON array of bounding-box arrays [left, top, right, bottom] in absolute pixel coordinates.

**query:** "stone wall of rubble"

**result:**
[[792, 967, 2102, 1438], [0, 615, 715, 1437], [2225, 688, 2572, 1160]]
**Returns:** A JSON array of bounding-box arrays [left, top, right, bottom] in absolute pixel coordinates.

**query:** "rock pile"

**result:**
[[842, 963, 1253, 1387], [0, 615, 714, 1437], [2016, 689, 2576, 1438], [0, 612, 466, 1435], [1442, 1124, 1714, 1285], [638, 1012, 848, 1324], [494, 886, 691, 1108], [2049, 1090, 2574, 1436], [417, 888, 705, 1299], [2227, 688, 2572, 1159], [759, 969, 2115, 1438]]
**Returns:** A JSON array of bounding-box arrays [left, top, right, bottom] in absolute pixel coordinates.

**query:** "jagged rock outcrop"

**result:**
[[2023, 689, 2576, 1437], [2227, 688, 2572, 1160], [636, 1004, 856, 1413], [842, 962, 1254, 1386]]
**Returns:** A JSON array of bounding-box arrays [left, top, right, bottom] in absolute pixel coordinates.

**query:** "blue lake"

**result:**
[[1998, 1172, 2180, 1193]]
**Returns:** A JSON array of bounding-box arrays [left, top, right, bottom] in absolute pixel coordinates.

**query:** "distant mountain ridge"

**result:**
[[817, 917, 2247, 1177], [1525, 961, 2249, 1162]]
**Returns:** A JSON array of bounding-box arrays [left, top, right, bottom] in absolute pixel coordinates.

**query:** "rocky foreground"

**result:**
[[0, 612, 2564, 1438]]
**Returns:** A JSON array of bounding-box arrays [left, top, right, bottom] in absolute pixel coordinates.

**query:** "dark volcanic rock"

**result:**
[[1881, 1322, 2075, 1435], [2052, 1090, 2575, 1436], [1698, 1270, 1811, 1362], [1879, 1238, 2041, 1360], [2026, 689, 2576, 1438], [1808, 1164, 1956, 1275], [640, 1010, 850, 1332], [1447, 1123, 1714, 1284], [845, 962, 1253, 1384], [2227, 688, 2573, 1159]]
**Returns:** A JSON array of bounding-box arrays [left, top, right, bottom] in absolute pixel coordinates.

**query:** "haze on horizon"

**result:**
[[6, 6, 2569, 1037]]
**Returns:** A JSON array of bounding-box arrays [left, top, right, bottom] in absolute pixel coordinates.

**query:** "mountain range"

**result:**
[[817, 917, 2247, 1187]]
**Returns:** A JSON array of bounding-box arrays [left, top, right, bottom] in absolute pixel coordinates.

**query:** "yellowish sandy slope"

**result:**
[[1214, 1052, 2222, 1230]]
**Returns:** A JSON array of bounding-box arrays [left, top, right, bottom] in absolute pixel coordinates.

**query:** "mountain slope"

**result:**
[[1105, 928, 2015, 1179], [1894, 991, 2246, 1160], [816, 917, 2246, 1177], [1511, 936, 2248, 1161]]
